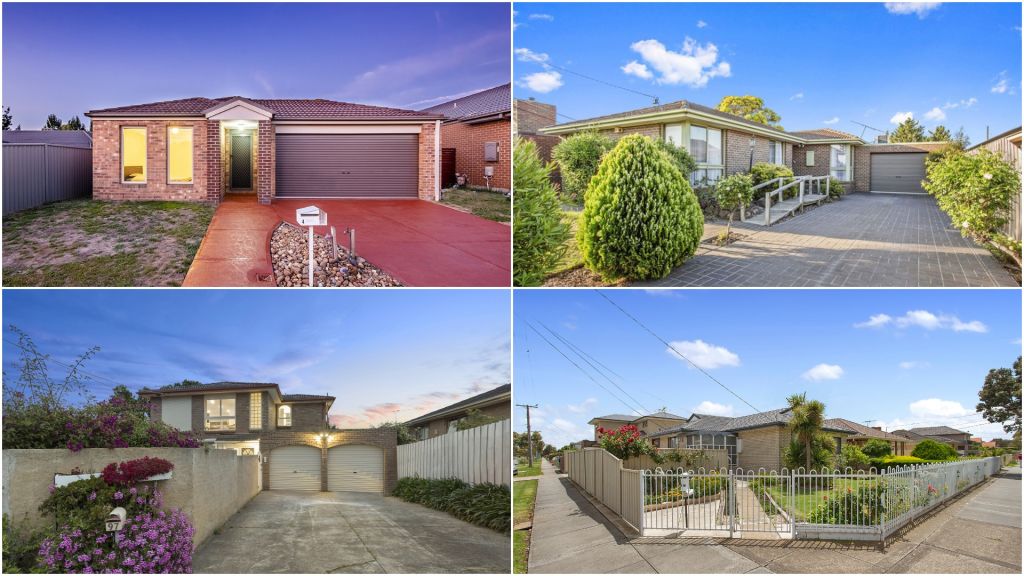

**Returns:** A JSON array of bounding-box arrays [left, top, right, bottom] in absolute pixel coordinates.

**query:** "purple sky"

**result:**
[[2, 2, 510, 129]]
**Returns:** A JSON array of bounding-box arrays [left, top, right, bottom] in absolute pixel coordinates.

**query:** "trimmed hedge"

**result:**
[[393, 477, 510, 533], [869, 456, 948, 471]]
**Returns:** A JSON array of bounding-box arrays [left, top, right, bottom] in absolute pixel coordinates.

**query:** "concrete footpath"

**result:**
[[529, 461, 1022, 573]]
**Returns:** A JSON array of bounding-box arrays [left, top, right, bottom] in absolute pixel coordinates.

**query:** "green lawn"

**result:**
[[440, 188, 510, 222], [760, 477, 879, 520], [514, 479, 539, 574], [517, 462, 542, 478], [2, 200, 214, 286], [552, 211, 583, 274]]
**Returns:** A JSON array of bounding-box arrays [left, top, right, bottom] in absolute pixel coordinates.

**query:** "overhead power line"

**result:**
[[544, 62, 660, 105], [593, 291, 762, 414]]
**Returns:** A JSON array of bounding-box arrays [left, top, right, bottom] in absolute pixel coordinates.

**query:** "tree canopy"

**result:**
[[716, 95, 783, 129], [928, 125, 952, 142], [889, 117, 926, 143], [977, 356, 1022, 434]]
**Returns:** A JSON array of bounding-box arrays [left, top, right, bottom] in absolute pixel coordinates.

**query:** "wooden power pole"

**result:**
[[517, 403, 539, 466]]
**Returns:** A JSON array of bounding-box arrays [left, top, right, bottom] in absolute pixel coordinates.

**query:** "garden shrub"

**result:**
[[3, 514, 49, 574], [911, 439, 958, 461], [834, 444, 871, 471], [597, 424, 657, 460], [551, 131, 614, 204], [579, 134, 704, 281], [783, 436, 836, 471], [101, 456, 174, 486], [713, 173, 754, 236], [512, 138, 571, 286], [860, 439, 893, 459], [392, 477, 510, 533], [807, 481, 892, 526], [825, 178, 844, 199], [923, 148, 1022, 264], [749, 162, 795, 189], [868, 456, 947, 471], [654, 140, 698, 180]]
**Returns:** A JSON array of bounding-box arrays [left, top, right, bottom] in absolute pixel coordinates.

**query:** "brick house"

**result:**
[[540, 99, 949, 195], [829, 418, 915, 456], [514, 97, 562, 164], [84, 97, 444, 205], [588, 411, 687, 441], [139, 382, 397, 494], [420, 84, 510, 192], [898, 425, 974, 456], [405, 383, 510, 440]]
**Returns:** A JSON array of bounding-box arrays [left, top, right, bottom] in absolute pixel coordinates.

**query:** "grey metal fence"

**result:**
[[3, 143, 92, 216]]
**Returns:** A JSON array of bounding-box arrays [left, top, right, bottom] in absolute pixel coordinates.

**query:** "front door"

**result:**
[[230, 132, 253, 190]]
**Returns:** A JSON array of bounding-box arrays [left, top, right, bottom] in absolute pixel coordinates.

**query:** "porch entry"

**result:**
[[229, 131, 253, 191]]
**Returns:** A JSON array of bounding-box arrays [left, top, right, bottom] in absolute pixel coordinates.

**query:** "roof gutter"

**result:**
[[540, 108, 806, 144], [404, 392, 510, 427]]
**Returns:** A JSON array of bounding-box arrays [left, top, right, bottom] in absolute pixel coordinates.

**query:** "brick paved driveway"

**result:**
[[639, 193, 1017, 287]]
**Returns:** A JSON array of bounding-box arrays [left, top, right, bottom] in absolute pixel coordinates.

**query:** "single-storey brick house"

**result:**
[[405, 383, 511, 440], [829, 418, 916, 456], [540, 99, 950, 195], [139, 381, 397, 494], [421, 84, 511, 191], [84, 96, 444, 205], [895, 425, 974, 456]]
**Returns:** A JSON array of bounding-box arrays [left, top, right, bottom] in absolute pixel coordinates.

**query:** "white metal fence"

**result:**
[[3, 143, 92, 216], [397, 419, 511, 486]]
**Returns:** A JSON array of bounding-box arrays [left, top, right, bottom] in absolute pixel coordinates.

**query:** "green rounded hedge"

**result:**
[[579, 134, 704, 280]]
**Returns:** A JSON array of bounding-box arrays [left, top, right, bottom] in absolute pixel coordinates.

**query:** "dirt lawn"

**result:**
[[3, 200, 214, 287]]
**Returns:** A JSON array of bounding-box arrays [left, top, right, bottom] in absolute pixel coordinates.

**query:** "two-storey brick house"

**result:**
[[139, 382, 397, 494]]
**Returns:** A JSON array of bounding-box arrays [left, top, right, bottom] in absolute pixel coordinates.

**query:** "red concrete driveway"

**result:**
[[183, 196, 509, 287]]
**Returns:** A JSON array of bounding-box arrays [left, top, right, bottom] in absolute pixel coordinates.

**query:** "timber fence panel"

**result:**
[[396, 420, 510, 485]]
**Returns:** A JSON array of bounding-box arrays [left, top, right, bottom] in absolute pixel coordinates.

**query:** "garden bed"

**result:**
[[270, 223, 401, 287]]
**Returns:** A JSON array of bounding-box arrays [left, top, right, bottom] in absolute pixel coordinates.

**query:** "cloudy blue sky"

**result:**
[[2, 2, 510, 128], [514, 290, 1022, 448], [2, 290, 510, 428], [513, 2, 1021, 144]]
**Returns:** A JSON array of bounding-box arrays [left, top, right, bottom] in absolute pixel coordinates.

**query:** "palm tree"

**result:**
[[786, 393, 826, 470]]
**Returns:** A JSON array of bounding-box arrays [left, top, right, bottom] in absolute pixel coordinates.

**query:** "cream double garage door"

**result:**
[[268, 445, 384, 493]]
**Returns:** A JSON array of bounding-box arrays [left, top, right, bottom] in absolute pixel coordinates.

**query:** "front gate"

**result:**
[[641, 468, 794, 539]]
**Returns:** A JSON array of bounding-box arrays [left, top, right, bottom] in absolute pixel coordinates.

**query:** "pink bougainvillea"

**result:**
[[101, 457, 174, 486]]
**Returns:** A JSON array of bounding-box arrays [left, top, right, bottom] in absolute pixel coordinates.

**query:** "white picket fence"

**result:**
[[397, 419, 511, 486]]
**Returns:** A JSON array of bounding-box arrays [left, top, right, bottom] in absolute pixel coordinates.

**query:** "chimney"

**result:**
[[871, 426, 882, 431]]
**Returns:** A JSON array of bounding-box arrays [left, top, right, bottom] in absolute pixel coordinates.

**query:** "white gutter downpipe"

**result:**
[[434, 120, 441, 201]]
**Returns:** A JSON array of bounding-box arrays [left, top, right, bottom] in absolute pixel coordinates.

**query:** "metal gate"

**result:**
[[641, 468, 794, 539]]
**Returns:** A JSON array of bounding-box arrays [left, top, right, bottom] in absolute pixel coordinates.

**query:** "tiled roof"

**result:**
[[789, 128, 861, 141], [649, 409, 853, 436], [640, 411, 687, 420], [2, 130, 92, 148], [548, 99, 792, 136], [282, 394, 335, 401], [420, 84, 511, 121], [86, 97, 443, 121], [829, 418, 905, 441], [140, 381, 278, 394], [891, 429, 931, 441], [590, 413, 639, 422], [909, 426, 969, 437], [405, 384, 510, 426]]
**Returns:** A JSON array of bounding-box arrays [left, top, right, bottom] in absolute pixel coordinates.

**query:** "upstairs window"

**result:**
[[277, 405, 292, 427], [167, 126, 193, 183], [121, 127, 147, 183], [205, 394, 236, 431]]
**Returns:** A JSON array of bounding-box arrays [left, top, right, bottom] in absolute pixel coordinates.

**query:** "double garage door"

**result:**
[[870, 153, 927, 194], [275, 133, 419, 198], [268, 445, 384, 493]]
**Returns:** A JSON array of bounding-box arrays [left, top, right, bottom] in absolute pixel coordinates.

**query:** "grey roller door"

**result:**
[[870, 153, 927, 194], [269, 446, 321, 491], [276, 133, 418, 198], [327, 445, 384, 493]]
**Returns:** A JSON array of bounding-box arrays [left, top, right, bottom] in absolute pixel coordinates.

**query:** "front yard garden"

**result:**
[[513, 478, 538, 574], [392, 477, 510, 533], [440, 187, 510, 223], [2, 200, 213, 287]]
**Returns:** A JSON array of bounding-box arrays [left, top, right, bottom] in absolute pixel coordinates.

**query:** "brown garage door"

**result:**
[[276, 133, 418, 198], [870, 153, 927, 194]]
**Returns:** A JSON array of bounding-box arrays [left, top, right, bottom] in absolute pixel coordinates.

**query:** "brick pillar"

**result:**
[[257, 121, 274, 205], [417, 121, 438, 200], [206, 120, 223, 204]]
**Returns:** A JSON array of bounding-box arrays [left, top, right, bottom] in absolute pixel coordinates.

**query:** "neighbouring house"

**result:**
[[139, 381, 396, 493], [2, 129, 93, 148], [828, 418, 916, 456], [899, 425, 974, 455], [587, 410, 687, 441], [645, 408, 854, 470], [514, 97, 561, 165], [968, 125, 1022, 242], [405, 383, 511, 440], [2, 129, 94, 216], [84, 97, 444, 205], [539, 99, 951, 195], [421, 84, 510, 191]]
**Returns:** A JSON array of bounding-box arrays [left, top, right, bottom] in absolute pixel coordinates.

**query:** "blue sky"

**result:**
[[513, 2, 1021, 144], [2, 290, 510, 428], [2, 2, 510, 128], [514, 290, 1022, 447]]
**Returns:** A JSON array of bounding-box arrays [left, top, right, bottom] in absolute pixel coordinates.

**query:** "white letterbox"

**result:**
[[295, 206, 327, 227]]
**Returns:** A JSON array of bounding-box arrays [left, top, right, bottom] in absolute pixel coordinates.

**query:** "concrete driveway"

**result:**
[[193, 491, 509, 573], [639, 193, 1017, 287]]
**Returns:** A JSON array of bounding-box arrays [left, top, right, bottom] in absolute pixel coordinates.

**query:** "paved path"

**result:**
[[528, 463, 1021, 573], [639, 193, 1016, 287]]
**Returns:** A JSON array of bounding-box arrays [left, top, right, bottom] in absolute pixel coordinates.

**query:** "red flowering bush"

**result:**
[[597, 424, 657, 460], [101, 457, 174, 486]]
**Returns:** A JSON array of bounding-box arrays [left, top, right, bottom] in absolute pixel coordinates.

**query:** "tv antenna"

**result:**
[[851, 120, 883, 140]]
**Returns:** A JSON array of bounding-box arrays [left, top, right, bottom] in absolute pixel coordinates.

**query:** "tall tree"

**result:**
[[951, 126, 971, 149], [62, 116, 85, 131], [716, 95, 783, 129], [43, 114, 63, 130], [2, 106, 11, 130], [928, 125, 952, 142], [977, 356, 1022, 434], [786, 392, 827, 470], [889, 117, 926, 143]]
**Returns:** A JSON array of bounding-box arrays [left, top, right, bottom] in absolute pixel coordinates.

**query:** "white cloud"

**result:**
[[621, 60, 653, 80], [802, 363, 844, 381], [910, 398, 972, 418], [643, 289, 684, 299], [529, 13, 554, 21], [567, 398, 597, 414], [518, 71, 563, 93], [666, 339, 740, 370], [692, 400, 734, 416], [991, 71, 1011, 94], [899, 360, 930, 369], [514, 47, 550, 64], [890, 111, 914, 124], [854, 310, 988, 333], [884, 3, 942, 18], [790, 92, 804, 101], [696, 20, 708, 28], [943, 97, 977, 110], [949, 318, 988, 333], [923, 107, 946, 122], [855, 313, 893, 328], [823, 116, 839, 125], [626, 37, 731, 87]]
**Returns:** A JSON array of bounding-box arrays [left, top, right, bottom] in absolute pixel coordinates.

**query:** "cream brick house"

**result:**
[[588, 410, 687, 441], [540, 99, 947, 195], [139, 382, 397, 494]]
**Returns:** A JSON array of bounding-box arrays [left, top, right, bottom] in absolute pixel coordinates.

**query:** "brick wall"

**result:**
[[736, 426, 787, 471], [92, 119, 213, 203], [257, 121, 274, 204], [440, 118, 511, 191], [599, 124, 661, 141], [792, 144, 832, 178], [417, 121, 438, 200], [260, 428, 398, 494], [514, 99, 557, 134], [724, 129, 792, 176], [853, 142, 947, 193]]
